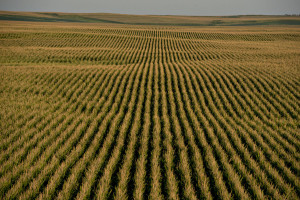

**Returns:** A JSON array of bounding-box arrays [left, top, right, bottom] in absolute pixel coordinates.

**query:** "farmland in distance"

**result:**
[[0, 13, 300, 200]]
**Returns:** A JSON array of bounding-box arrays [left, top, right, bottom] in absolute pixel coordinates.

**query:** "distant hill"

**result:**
[[1, 11, 300, 26]]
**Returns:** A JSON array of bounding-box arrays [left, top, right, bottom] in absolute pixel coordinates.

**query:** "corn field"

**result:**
[[0, 20, 300, 200]]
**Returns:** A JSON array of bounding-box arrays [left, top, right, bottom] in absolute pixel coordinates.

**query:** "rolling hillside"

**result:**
[[1, 11, 300, 26], [0, 14, 300, 200]]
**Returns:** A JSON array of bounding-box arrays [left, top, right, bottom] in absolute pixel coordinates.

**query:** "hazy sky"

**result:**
[[0, 0, 299, 16]]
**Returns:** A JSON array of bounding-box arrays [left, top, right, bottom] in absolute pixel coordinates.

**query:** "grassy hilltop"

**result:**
[[0, 11, 299, 200]]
